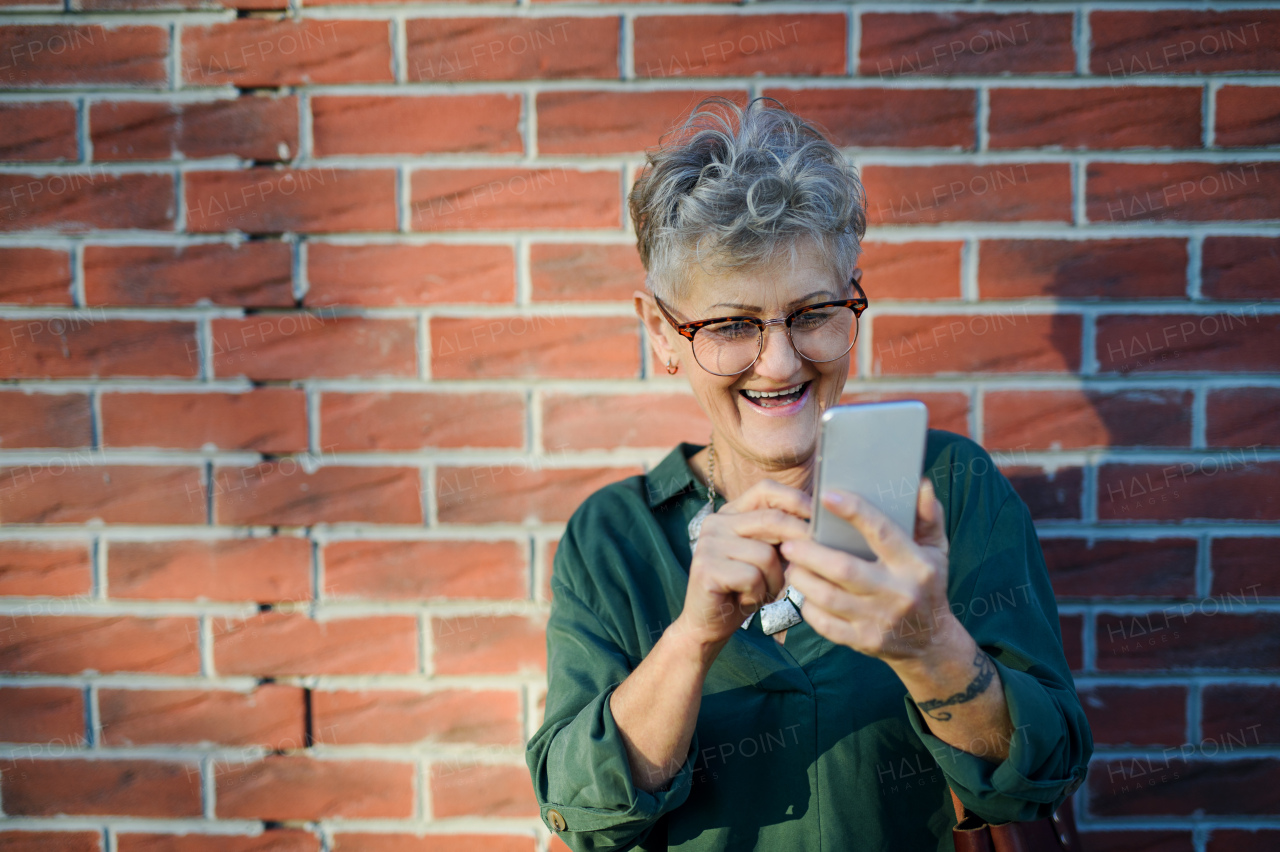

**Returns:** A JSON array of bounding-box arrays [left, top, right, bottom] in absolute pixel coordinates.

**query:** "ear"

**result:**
[[851, 265, 864, 287], [633, 289, 682, 368]]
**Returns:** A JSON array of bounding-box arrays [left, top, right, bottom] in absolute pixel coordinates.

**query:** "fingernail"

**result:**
[[780, 541, 793, 556], [824, 490, 848, 506]]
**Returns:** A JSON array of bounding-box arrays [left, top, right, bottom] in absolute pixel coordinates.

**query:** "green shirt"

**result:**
[[526, 429, 1092, 851]]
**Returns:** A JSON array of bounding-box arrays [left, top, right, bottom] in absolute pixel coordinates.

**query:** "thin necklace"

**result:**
[[685, 434, 805, 637]]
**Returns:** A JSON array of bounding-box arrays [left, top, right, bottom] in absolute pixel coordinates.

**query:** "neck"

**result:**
[[705, 435, 816, 503]]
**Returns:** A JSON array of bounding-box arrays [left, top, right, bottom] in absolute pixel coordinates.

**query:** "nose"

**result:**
[[753, 320, 803, 378]]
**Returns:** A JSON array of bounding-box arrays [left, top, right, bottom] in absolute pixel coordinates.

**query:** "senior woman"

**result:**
[[525, 96, 1092, 851]]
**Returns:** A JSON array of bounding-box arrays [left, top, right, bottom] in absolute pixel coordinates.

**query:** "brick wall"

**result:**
[[0, 2, 1277, 851]]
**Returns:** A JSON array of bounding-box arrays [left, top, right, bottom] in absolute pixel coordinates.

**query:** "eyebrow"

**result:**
[[708, 290, 839, 313]]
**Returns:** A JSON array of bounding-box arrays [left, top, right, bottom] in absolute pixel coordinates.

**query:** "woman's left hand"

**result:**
[[780, 477, 956, 664]]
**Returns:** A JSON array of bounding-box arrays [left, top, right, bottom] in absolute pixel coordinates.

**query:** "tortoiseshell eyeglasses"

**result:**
[[653, 275, 869, 377]]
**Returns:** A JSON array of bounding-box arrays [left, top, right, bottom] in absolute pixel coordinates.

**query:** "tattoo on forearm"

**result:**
[[916, 650, 995, 722]]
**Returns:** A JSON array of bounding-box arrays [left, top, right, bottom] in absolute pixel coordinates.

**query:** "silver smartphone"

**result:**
[[810, 400, 930, 561]]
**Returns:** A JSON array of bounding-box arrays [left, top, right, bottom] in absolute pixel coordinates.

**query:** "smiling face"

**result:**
[[636, 244, 858, 478]]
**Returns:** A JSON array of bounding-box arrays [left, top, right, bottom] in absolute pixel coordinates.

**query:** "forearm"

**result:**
[[891, 615, 1016, 764], [610, 617, 724, 793]]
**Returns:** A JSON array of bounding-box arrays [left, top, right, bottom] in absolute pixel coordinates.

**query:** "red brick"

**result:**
[[91, 97, 298, 161], [1207, 831, 1280, 852], [212, 463, 421, 526], [118, 831, 319, 852], [0, 102, 77, 160], [0, 391, 91, 448], [1059, 613, 1082, 671], [635, 14, 844, 79], [0, 833, 100, 852], [989, 87, 1201, 149], [406, 17, 618, 82], [324, 539, 524, 601], [0, 25, 168, 86], [983, 389, 1192, 450], [307, 243, 515, 307], [1095, 312, 1279, 374], [312, 689, 521, 746], [108, 538, 311, 602], [313, 94, 520, 156], [1202, 684, 1280, 746], [209, 316, 417, 380], [871, 312, 1079, 375], [539, 89, 745, 155], [838, 390, 970, 436], [543, 392, 710, 450], [1215, 86, 1280, 147], [437, 465, 641, 524], [857, 241, 962, 300], [215, 612, 417, 676], [1202, 236, 1280, 300], [1098, 460, 1280, 522], [1, 759, 201, 816], [860, 13, 1074, 77], [0, 247, 71, 304], [1078, 685, 1187, 746], [431, 315, 639, 379], [1090, 758, 1280, 816], [530, 243, 643, 302], [101, 388, 307, 453], [0, 686, 84, 743], [1091, 12, 1280, 76], [0, 318, 195, 379], [322, 391, 523, 451], [430, 762, 538, 818], [432, 613, 546, 676], [979, 238, 1188, 299], [186, 169, 397, 234], [763, 88, 975, 150], [0, 172, 174, 232], [0, 615, 199, 674], [411, 167, 619, 231], [331, 835, 533, 852], [1087, 161, 1280, 223], [0, 465, 206, 525], [1041, 538, 1197, 598], [1002, 465, 1082, 520], [0, 541, 91, 596], [216, 756, 414, 820], [1096, 612, 1280, 671], [1206, 388, 1280, 448], [864, 163, 1071, 224], [1210, 537, 1280, 597], [1082, 832, 1193, 852], [183, 20, 392, 87], [85, 243, 293, 307], [100, 685, 305, 748]]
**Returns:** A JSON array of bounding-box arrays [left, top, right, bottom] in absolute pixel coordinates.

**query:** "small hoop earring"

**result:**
[[665, 359, 679, 375]]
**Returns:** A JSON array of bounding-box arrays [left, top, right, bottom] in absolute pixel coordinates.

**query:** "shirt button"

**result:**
[[547, 809, 567, 831]]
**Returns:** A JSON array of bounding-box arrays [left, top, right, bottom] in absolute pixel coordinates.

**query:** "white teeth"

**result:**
[[744, 382, 805, 399]]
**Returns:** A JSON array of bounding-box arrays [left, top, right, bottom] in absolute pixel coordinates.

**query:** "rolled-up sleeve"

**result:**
[[525, 523, 696, 851], [903, 489, 1093, 825]]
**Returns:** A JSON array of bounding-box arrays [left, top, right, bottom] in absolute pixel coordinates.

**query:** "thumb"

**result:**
[[914, 477, 948, 555]]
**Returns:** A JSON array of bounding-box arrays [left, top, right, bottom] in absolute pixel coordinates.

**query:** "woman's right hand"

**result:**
[[674, 479, 814, 650]]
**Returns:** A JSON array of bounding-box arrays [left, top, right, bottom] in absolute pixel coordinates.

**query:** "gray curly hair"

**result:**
[[628, 95, 867, 306]]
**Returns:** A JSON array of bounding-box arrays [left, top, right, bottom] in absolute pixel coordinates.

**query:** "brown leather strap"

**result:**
[[950, 786, 967, 823]]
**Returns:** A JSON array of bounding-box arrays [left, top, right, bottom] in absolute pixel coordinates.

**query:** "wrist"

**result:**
[[890, 613, 973, 682], [667, 614, 731, 668]]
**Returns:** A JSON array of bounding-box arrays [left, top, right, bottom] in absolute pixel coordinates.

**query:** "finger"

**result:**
[[796, 596, 869, 650], [914, 477, 949, 556], [719, 478, 812, 520], [786, 564, 881, 623], [718, 508, 812, 545], [780, 538, 894, 597], [697, 554, 768, 611], [819, 488, 919, 567], [700, 537, 785, 604]]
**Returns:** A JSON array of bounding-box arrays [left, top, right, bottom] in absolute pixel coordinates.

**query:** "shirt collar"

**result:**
[[645, 441, 711, 508]]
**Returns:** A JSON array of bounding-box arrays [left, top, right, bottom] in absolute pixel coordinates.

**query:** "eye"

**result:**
[[703, 320, 756, 341]]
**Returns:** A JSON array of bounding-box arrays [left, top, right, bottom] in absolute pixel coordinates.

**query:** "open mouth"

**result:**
[[739, 380, 810, 410]]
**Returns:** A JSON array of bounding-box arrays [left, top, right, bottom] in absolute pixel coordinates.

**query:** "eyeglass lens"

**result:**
[[691, 305, 858, 376]]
